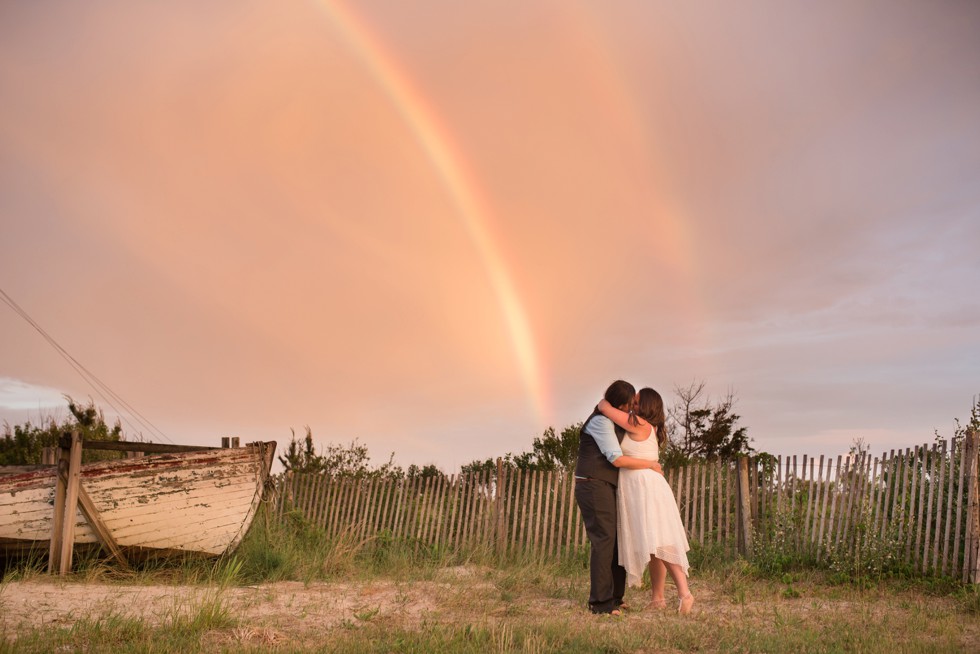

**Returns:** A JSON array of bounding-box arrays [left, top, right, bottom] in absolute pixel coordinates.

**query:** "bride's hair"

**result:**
[[631, 388, 667, 447]]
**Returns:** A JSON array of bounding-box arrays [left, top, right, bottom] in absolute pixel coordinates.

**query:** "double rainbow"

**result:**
[[313, 1, 550, 424]]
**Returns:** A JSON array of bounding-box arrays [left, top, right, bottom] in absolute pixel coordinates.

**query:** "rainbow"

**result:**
[[565, 1, 701, 284], [311, 0, 551, 424]]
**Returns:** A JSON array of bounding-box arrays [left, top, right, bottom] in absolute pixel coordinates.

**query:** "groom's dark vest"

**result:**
[[574, 408, 625, 485]]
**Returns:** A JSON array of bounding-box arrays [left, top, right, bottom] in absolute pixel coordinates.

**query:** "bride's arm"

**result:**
[[612, 455, 663, 474], [598, 399, 652, 438]]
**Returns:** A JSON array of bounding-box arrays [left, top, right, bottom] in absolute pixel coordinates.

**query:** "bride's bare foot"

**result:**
[[678, 594, 695, 615], [646, 598, 668, 611]]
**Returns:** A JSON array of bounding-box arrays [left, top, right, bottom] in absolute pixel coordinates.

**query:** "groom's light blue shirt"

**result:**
[[585, 414, 622, 464]]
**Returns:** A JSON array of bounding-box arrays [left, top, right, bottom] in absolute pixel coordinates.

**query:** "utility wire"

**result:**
[[0, 286, 173, 444]]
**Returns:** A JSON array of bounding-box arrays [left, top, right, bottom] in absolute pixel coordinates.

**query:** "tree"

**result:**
[[667, 381, 753, 461], [277, 426, 324, 473], [406, 463, 446, 480], [277, 427, 414, 479], [524, 423, 582, 472], [933, 395, 980, 455], [320, 438, 397, 478], [0, 397, 127, 465], [462, 423, 582, 474]]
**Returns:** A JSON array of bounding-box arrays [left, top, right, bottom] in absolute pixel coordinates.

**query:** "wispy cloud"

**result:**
[[0, 377, 65, 411]]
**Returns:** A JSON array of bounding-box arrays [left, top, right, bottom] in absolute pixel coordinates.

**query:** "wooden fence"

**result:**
[[276, 431, 980, 583]]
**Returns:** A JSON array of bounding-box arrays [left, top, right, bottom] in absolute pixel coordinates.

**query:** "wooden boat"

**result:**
[[0, 436, 276, 570]]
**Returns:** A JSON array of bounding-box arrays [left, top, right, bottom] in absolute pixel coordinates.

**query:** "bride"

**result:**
[[598, 388, 694, 614]]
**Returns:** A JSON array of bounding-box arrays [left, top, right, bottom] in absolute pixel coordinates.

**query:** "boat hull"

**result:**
[[0, 442, 275, 557]]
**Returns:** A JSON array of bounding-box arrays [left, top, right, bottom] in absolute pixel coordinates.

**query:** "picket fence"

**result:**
[[276, 431, 980, 583]]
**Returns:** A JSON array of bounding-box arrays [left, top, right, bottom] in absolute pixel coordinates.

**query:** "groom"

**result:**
[[574, 380, 662, 614]]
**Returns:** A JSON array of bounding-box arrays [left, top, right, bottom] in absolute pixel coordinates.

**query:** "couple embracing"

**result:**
[[574, 380, 694, 615]]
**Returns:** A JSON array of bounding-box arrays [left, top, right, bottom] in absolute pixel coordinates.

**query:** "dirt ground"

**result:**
[[1, 578, 451, 643], [0, 567, 552, 646], [2, 568, 977, 651]]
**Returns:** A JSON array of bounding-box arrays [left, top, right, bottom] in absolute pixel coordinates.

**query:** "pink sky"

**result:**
[[1, 1, 978, 472]]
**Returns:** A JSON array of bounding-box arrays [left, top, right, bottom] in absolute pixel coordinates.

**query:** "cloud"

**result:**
[[0, 377, 65, 411], [0, 2, 977, 469]]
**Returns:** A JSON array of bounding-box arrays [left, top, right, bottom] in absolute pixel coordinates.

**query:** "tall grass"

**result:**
[[230, 505, 504, 585]]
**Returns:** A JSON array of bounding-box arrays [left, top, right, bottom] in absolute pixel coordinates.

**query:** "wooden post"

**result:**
[[531, 469, 545, 557], [74, 483, 130, 570], [905, 446, 920, 558], [965, 429, 979, 584], [952, 441, 967, 579], [724, 462, 732, 551], [413, 476, 432, 548], [737, 456, 753, 557], [47, 433, 128, 572], [261, 441, 276, 479], [520, 469, 536, 551], [453, 475, 469, 548], [47, 438, 70, 573], [373, 476, 390, 533], [707, 460, 715, 543], [564, 471, 576, 555], [444, 476, 460, 549], [311, 474, 328, 530], [495, 458, 506, 556], [57, 432, 83, 574], [838, 452, 858, 552], [431, 475, 448, 550], [942, 440, 957, 576], [468, 471, 485, 546], [896, 448, 911, 544], [698, 459, 712, 545], [930, 443, 943, 574], [815, 456, 831, 551], [800, 462, 823, 550], [555, 473, 568, 557], [923, 444, 939, 573], [879, 450, 896, 539], [915, 447, 930, 566]]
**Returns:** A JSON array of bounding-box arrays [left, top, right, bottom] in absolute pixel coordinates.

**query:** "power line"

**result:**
[[0, 286, 173, 444]]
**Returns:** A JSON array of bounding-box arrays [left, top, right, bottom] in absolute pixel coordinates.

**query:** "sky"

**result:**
[[1, 1, 978, 473]]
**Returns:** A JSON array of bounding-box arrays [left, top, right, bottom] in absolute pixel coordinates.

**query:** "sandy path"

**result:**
[[3, 573, 975, 651], [0, 578, 451, 638]]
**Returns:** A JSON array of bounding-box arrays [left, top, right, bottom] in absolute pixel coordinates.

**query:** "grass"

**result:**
[[2, 508, 976, 653], [3, 571, 972, 654]]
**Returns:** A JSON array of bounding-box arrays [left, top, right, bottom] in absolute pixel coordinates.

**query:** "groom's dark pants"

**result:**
[[575, 478, 625, 614]]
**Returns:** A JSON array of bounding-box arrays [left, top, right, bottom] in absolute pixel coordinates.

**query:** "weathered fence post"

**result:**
[[736, 456, 753, 557], [495, 458, 506, 557], [965, 429, 979, 584], [41, 447, 57, 465]]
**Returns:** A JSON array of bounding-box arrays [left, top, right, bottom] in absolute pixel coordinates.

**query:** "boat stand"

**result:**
[[48, 432, 130, 574]]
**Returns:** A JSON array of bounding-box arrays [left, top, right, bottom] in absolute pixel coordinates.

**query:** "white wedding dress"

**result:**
[[617, 433, 691, 587]]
